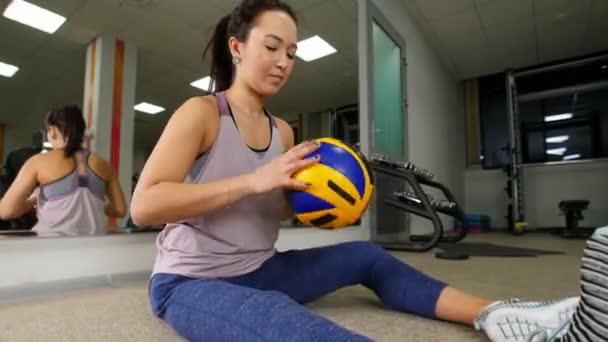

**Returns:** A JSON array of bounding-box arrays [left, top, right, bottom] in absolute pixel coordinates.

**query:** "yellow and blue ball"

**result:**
[[287, 137, 375, 229]]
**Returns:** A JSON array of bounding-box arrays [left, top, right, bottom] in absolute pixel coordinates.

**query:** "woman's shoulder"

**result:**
[[86, 152, 113, 180], [167, 95, 221, 130], [268, 114, 294, 151], [270, 115, 289, 129], [179, 95, 219, 116], [23, 151, 45, 168], [29, 150, 67, 176], [35, 149, 62, 164]]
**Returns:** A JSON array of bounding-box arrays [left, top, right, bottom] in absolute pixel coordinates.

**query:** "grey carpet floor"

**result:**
[[0, 232, 586, 341]]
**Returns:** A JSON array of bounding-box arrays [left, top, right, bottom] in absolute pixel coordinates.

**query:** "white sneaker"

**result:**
[[526, 319, 572, 342], [474, 297, 579, 342]]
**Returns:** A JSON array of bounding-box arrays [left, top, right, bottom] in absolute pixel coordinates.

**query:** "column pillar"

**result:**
[[83, 34, 136, 227]]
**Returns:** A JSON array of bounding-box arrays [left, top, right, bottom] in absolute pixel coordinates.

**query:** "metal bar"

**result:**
[[522, 157, 608, 168], [384, 199, 434, 219], [372, 162, 469, 243], [518, 80, 608, 103], [430, 181, 468, 243], [514, 54, 608, 78], [505, 71, 520, 229], [371, 163, 445, 250], [372, 166, 443, 252], [377, 241, 436, 252]]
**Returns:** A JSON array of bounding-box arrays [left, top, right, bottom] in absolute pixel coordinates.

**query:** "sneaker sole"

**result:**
[[484, 297, 579, 342]]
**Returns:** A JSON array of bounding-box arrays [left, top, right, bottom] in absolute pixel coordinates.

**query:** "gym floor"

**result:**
[[0, 232, 585, 342]]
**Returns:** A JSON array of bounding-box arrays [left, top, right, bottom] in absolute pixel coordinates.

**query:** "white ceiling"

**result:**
[[0, 0, 357, 150], [404, 0, 608, 79]]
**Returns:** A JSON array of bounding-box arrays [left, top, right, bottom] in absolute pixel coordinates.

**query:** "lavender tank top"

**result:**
[[32, 149, 107, 237], [152, 92, 285, 279]]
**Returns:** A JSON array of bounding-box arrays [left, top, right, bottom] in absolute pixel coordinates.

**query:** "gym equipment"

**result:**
[[504, 72, 528, 235], [558, 200, 595, 239], [454, 214, 490, 233], [504, 55, 608, 235], [435, 242, 563, 258], [0, 130, 43, 231], [369, 154, 470, 260], [287, 138, 374, 229]]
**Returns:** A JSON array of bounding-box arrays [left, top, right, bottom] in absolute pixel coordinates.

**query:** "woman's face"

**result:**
[[46, 125, 66, 149], [231, 10, 298, 97]]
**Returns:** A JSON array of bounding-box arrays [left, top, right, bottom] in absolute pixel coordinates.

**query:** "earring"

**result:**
[[232, 56, 241, 65]]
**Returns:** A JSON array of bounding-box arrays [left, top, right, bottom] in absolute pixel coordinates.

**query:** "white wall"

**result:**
[[371, 0, 466, 233], [465, 161, 608, 229]]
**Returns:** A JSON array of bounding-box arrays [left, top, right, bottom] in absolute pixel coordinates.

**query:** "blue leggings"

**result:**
[[149, 241, 447, 341]]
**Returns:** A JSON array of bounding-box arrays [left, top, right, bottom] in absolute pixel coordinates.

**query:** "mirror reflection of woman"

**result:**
[[0, 105, 127, 237]]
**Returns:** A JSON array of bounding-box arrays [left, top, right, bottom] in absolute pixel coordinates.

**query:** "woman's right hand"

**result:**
[[249, 140, 321, 194]]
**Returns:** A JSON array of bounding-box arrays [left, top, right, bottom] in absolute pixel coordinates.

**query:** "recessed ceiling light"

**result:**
[[546, 147, 567, 156], [2, 0, 66, 34], [563, 154, 581, 161], [546, 135, 569, 143], [190, 76, 215, 92], [545, 113, 573, 122], [134, 102, 165, 115], [296, 35, 337, 62], [601, 65, 608, 70], [0, 61, 19, 77]]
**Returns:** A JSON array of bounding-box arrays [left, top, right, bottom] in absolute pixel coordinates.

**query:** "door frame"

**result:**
[[359, 0, 409, 241], [367, 0, 408, 161]]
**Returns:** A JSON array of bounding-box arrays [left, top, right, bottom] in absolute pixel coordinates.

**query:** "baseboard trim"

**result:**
[[0, 270, 151, 304]]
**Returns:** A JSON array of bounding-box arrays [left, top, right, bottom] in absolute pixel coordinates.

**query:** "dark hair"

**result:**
[[202, 0, 298, 92], [45, 105, 86, 158]]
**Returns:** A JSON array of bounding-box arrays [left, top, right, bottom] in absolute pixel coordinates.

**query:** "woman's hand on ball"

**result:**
[[249, 140, 320, 194]]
